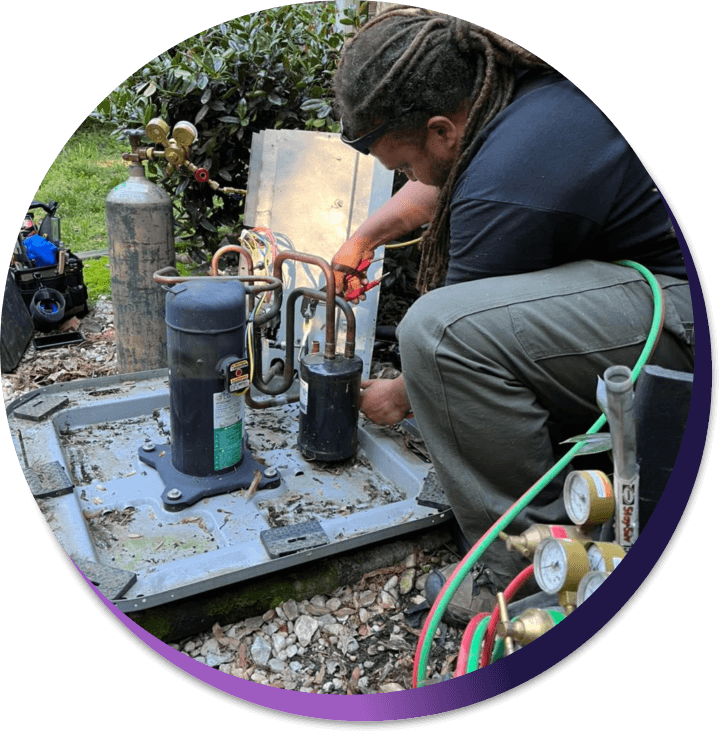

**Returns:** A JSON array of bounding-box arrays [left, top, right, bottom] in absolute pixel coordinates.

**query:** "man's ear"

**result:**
[[425, 116, 460, 152]]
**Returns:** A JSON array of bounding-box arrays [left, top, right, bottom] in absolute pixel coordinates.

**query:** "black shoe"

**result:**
[[424, 563, 497, 627]]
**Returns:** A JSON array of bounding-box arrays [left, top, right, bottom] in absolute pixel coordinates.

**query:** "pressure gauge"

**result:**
[[576, 570, 610, 606], [146, 117, 170, 143], [533, 538, 590, 594], [563, 470, 615, 526], [172, 121, 199, 149], [585, 542, 626, 573]]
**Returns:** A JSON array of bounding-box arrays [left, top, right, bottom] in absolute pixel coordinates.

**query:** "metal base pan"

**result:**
[[7, 368, 450, 614], [138, 440, 280, 510]]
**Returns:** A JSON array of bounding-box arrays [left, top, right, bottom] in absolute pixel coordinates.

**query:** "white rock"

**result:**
[[200, 638, 220, 657], [250, 635, 272, 666], [268, 658, 286, 674], [383, 575, 398, 592], [359, 590, 376, 606], [282, 599, 299, 620], [399, 568, 415, 594], [271, 632, 287, 654], [380, 590, 397, 606], [380, 682, 405, 693], [294, 615, 319, 648]]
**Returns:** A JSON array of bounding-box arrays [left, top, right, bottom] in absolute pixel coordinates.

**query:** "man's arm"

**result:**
[[332, 180, 438, 297]]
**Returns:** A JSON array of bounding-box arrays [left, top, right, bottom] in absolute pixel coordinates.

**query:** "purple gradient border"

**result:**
[[75, 201, 710, 721]]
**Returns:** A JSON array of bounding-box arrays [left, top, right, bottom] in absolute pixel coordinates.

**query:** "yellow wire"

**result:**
[[384, 236, 421, 249]]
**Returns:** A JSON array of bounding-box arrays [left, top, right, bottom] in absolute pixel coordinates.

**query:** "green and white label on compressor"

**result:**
[[213, 390, 244, 470]]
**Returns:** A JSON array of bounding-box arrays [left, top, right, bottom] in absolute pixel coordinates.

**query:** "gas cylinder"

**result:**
[[165, 279, 248, 477], [298, 352, 363, 461], [106, 162, 175, 373]]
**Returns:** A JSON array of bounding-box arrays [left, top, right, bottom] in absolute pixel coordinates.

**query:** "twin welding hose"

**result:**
[[413, 260, 666, 687]]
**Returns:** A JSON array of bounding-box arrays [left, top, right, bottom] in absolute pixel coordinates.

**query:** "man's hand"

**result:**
[[332, 239, 375, 303], [359, 375, 412, 426]]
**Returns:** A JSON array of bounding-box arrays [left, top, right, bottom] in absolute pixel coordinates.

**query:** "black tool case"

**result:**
[[11, 251, 89, 318], [10, 199, 89, 321]]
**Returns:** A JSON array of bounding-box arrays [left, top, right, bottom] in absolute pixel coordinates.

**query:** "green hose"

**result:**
[[414, 260, 665, 686], [466, 616, 491, 673]]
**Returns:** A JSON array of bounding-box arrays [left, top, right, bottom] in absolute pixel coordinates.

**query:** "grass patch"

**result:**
[[32, 118, 128, 253], [82, 256, 112, 301]]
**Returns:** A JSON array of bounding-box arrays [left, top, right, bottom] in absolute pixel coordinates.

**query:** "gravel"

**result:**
[[166, 550, 464, 693]]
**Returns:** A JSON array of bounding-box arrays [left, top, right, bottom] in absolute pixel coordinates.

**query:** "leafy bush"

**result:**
[[93, 2, 368, 258]]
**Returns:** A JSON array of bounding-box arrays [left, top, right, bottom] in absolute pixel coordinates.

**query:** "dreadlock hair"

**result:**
[[333, 7, 551, 292]]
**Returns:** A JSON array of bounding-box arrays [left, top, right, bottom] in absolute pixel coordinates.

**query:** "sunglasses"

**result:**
[[339, 117, 393, 155]]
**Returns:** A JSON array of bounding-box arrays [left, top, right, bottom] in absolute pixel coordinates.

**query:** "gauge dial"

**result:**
[[577, 570, 610, 605], [586, 542, 626, 572], [533, 538, 590, 594], [563, 470, 615, 526]]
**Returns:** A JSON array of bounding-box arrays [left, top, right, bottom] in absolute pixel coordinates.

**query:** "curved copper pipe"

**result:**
[[252, 287, 358, 396], [272, 251, 336, 359], [210, 244, 254, 276], [152, 267, 278, 296]]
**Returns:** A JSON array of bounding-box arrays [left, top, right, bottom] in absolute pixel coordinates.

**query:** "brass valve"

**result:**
[[121, 117, 246, 198], [496, 608, 565, 646], [501, 524, 591, 559], [145, 118, 198, 171], [496, 592, 516, 657]]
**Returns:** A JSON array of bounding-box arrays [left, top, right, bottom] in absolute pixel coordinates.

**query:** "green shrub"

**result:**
[[92, 2, 368, 259]]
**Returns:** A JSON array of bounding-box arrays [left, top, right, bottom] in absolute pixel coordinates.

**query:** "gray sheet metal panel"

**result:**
[[244, 130, 394, 379], [8, 371, 446, 612]]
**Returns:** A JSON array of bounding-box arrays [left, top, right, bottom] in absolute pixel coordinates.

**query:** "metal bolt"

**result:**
[[263, 467, 277, 478], [167, 488, 182, 500], [142, 440, 155, 452]]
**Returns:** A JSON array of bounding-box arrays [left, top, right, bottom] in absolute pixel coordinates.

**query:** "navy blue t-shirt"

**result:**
[[447, 72, 686, 285]]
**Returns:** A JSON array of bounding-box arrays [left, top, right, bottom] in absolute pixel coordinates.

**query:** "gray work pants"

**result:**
[[397, 260, 694, 586]]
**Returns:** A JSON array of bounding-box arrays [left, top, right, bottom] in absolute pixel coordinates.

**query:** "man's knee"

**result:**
[[397, 293, 435, 349], [396, 290, 457, 372]]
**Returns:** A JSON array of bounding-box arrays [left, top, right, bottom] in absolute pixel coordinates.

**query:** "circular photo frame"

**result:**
[[2, 0, 715, 728]]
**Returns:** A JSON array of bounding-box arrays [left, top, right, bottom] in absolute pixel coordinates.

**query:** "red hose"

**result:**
[[480, 564, 536, 668], [454, 613, 490, 678]]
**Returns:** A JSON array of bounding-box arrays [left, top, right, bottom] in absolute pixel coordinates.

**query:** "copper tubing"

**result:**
[[153, 267, 283, 330], [210, 244, 254, 276], [273, 251, 336, 359], [152, 267, 278, 296], [245, 388, 300, 409], [252, 288, 317, 396], [250, 344, 288, 396], [251, 287, 357, 396], [288, 288, 357, 361]]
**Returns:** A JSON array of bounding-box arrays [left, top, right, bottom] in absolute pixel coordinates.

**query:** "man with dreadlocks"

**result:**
[[331, 7, 693, 618]]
